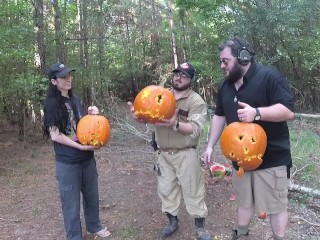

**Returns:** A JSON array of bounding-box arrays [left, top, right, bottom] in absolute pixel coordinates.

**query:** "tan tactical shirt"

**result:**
[[155, 88, 207, 149]]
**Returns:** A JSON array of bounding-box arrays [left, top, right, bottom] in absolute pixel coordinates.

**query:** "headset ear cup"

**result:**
[[233, 38, 253, 66], [238, 47, 252, 65]]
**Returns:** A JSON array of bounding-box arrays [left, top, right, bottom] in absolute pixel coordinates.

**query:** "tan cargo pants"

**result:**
[[157, 147, 208, 218]]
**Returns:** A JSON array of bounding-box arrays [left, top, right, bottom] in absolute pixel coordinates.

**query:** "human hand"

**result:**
[[80, 144, 101, 151], [155, 109, 178, 129], [201, 147, 214, 168], [88, 106, 99, 115], [237, 101, 256, 122], [127, 101, 146, 123], [127, 101, 135, 114]]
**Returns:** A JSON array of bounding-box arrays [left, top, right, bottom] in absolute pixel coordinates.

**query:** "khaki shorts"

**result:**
[[232, 165, 289, 214]]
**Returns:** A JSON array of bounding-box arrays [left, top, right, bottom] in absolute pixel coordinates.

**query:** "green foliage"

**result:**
[[290, 120, 320, 189], [1, 0, 320, 136]]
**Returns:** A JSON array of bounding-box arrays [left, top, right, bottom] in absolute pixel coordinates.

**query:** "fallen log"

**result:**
[[288, 182, 320, 198], [295, 113, 320, 119]]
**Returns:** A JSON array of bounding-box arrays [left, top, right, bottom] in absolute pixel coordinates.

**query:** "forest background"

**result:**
[[1, 0, 320, 138]]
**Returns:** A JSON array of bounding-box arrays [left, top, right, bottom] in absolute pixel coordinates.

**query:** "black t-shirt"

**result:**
[[44, 95, 93, 164], [215, 63, 294, 170]]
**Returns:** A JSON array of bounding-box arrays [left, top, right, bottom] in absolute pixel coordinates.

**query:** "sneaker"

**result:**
[[95, 227, 111, 238]]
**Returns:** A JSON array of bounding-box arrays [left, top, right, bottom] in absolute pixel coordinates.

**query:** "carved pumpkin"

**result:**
[[76, 115, 110, 146], [134, 85, 176, 123], [220, 122, 267, 177]]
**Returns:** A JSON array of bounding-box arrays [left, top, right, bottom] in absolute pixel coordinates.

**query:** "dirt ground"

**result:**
[[0, 111, 319, 240]]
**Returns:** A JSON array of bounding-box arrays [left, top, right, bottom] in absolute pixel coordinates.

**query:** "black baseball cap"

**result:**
[[48, 63, 75, 80], [172, 62, 195, 78]]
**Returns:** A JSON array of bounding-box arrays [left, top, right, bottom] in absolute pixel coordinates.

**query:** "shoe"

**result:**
[[196, 227, 212, 240], [195, 218, 211, 240], [231, 230, 249, 239], [95, 227, 111, 238], [159, 213, 179, 239]]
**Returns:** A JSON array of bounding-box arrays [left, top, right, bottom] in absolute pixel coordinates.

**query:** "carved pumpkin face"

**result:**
[[220, 122, 267, 176], [76, 115, 110, 146], [134, 85, 176, 123]]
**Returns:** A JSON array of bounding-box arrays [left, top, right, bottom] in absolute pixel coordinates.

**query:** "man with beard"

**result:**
[[128, 63, 211, 240], [202, 37, 295, 240]]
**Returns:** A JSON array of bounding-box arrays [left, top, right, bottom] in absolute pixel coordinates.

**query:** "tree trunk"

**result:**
[[77, 0, 84, 67], [180, 14, 188, 62], [151, 0, 160, 59], [168, 0, 178, 68], [97, 0, 107, 98], [52, 0, 65, 63], [32, 0, 47, 74], [82, 0, 89, 68]]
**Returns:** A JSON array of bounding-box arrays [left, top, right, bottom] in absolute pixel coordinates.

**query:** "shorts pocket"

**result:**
[[275, 169, 288, 191]]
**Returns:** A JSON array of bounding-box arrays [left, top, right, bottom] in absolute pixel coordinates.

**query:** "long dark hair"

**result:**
[[42, 82, 80, 139]]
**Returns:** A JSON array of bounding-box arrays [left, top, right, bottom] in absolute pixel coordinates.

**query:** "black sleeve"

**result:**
[[268, 74, 295, 112], [43, 98, 60, 129]]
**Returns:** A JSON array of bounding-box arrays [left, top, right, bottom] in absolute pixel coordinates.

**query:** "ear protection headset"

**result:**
[[233, 38, 254, 66]]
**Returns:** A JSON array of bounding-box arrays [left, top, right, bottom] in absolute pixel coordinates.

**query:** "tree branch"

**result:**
[[292, 216, 320, 227]]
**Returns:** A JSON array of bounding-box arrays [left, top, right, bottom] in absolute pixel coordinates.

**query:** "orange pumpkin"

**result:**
[[220, 122, 267, 177], [133, 85, 176, 123], [76, 115, 110, 146]]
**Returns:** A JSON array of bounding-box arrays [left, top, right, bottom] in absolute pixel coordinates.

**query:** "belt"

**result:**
[[158, 146, 196, 155]]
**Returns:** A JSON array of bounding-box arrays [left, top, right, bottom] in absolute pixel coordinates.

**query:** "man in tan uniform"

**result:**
[[129, 63, 211, 240]]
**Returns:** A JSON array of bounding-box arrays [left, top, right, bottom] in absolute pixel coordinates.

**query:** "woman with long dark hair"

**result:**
[[43, 63, 110, 239]]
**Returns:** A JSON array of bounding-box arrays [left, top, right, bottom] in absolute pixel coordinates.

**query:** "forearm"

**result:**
[[49, 127, 83, 150], [206, 115, 226, 149], [259, 103, 294, 122], [175, 121, 193, 135]]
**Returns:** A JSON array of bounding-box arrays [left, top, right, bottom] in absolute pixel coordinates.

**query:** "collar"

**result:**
[[243, 62, 257, 83], [171, 87, 193, 100]]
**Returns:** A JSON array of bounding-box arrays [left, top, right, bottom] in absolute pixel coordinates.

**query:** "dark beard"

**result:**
[[172, 82, 190, 91], [225, 63, 245, 84]]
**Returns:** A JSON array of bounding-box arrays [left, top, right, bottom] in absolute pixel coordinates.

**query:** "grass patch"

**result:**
[[290, 121, 320, 190], [115, 225, 139, 239], [20, 162, 42, 175], [32, 206, 42, 216]]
